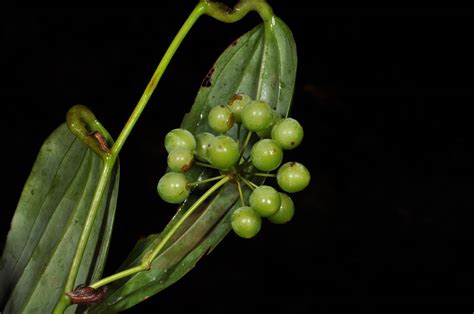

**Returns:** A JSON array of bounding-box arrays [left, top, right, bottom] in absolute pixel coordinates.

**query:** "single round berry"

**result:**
[[207, 135, 239, 170], [241, 100, 273, 132], [257, 110, 281, 138], [249, 185, 281, 217], [228, 93, 252, 123], [231, 206, 262, 239], [164, 128, 196, 153], [250, 139, 283, 171], [271, 118, 304, 150], [208, 105, 235, 133], [195, 132, 215, 162], [277, 162, 311, 193], [268, 192, 295, 224], [167, 148, 194, 172], [157, 172, 190, 204]]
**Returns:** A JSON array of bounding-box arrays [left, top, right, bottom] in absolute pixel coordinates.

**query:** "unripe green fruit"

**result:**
[[208, 105, 235, 133], [250, 139, 283, 171], [271, 118, 304, 150], [231, 206, 261, 239], [277, 162, 311, 193], [165, 128, 196, 153], [249, 185, 281, 217], [157, 172, 190, 204], [207, 135, 240, 170], [228, 93, 252, 123], [241, 100, 273, 132], [195, 132, 215, 162], [167, 148, 194, 172], [268, 192, 295, 224]]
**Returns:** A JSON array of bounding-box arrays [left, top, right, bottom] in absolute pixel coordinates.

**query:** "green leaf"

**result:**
[[0, 123, 120, 314], [91, 16, 297, 312]]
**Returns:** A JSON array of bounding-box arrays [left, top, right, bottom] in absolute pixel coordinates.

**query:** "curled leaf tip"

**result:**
[[66, 104, 114, 159]]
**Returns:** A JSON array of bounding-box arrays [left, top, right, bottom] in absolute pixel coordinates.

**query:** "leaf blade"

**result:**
[[93, 16, 297, 312], [0, 123, 120, 314]]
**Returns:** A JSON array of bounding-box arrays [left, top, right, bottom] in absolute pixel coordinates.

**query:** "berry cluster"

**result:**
[[156, 93, 310, 239]]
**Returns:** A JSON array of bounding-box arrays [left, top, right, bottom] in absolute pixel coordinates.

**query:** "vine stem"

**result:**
[[195, 161, 220, 169], [238, 174, 258, 190], [53, 3, 208, 313], [237, 180, 245, 207], [54, 0, 276, 312], [187, 174, 226, 186], [90, 175, 231, 289], [245, 172, 276, 178], [238, 131, 253, 163]]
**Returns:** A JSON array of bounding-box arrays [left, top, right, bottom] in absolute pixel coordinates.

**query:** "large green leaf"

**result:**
[[91, 16, 297, 312], [0, 123, 120, 313]]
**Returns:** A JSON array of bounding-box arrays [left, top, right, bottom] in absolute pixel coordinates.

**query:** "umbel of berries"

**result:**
[[156, 93, 310, 239]]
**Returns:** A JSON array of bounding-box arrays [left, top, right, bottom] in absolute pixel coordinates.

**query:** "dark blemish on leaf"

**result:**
[[230, 39, 239, 47], [290, 141, 295, 146], [66, 285, 108, 304], [201, 67, 215, 87]]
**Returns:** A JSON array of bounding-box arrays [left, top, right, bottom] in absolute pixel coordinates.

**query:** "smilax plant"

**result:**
[[0, 0, 310, 312]]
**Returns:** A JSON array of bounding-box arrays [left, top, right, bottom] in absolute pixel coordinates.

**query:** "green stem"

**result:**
[[237, 123, 242, 145], [237, 180, 245, 207], [111, 3, 207, 156], [53, 160, 115, 313], [187, 174, 226, 186], [54, 3, 208, 313], [202, 0, 274, 23], [195, 161, 220, 169], [247, 172, 276, 178], [90, 175, 231, 289], [238, 131, 253, 163], [55, 0, 276, 312], [238, 175, 258, 190]]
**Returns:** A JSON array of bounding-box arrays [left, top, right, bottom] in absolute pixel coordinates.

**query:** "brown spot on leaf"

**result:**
[[290, 141, 295, 146], [201, 67, 215, 87]]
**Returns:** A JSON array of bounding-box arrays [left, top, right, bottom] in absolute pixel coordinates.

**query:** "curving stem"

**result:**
[[54, 0, 275, 313]]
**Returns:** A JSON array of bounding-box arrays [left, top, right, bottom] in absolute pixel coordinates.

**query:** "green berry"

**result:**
[[268, 193, 294, 224], [277, 162, 311, 193], [165, 128, 196, 153], [195, 132, 215, 162], [256, 110, 281, 138], [250, 139, 283, 171], [241, 100, 273, 132], [208, 105, 235, 133], [228, 93, 252, 123], [167, 148, 194, 172], [249, 185, 281, 217], [207, 135, 239, 170], [231, 206, 262, 239], [271, 118, 304, 150], [157, 172, 190, 204]]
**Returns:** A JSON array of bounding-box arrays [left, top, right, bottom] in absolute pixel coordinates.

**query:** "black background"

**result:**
[[2, 4, 474, 313]]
